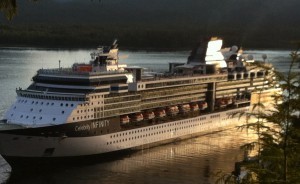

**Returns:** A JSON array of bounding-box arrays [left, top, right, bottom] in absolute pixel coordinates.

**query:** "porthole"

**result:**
[[39, 117, 42, 120], [66, 104, 68, 107], [51, 103, 54, 106], [20, 115, 23, 118], [35, 102, 38, 105], [32, 101, 34, 104], [30, 108, 33, 112], [39, 109, 42, 112], [33, 116, 36, 119], [47, 102, 49, 106], [71, 104, 74, 107], [60, 103, 63, 106], [53, 118, 56, 121], [26, 116, 29, 119], [62, 111, 65, 114]]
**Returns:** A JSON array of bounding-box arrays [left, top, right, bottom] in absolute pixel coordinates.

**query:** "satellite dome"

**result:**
[[231, 46, 238, 52], [262, 54, 267, 60]]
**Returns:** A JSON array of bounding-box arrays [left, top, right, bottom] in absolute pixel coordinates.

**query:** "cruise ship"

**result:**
[[0, 38, 277, 167]]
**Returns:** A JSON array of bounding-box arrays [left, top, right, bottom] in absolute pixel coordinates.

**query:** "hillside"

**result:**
[[0, 0, 299, 49]]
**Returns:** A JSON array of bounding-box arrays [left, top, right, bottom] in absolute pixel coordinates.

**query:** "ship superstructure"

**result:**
[[0, 38, 278, 167]]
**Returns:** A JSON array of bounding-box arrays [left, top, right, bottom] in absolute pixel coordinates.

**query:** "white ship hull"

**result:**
[[0, 107, 247, 162]]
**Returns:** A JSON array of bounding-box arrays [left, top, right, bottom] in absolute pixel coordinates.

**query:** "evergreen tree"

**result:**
[[216, 48, 300, 183]]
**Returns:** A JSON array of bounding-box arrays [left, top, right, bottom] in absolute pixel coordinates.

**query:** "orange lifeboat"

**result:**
[[226, 97, 233, 105], [216, 99, 226, 108], [179, 104, 190, 113], [131, 113, 144, 122], [154, 109, 166, 118], [189, 103, 199, 111], [166, 106, 179, 116], [199, 101, 208, 110], [120, 115, 130, 124], [143, 111, 155, 120]]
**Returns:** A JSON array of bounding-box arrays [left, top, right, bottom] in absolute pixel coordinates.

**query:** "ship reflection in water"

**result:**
[[4, 127, 256, 184]]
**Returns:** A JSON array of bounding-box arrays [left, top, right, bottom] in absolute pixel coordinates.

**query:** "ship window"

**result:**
[[20, 115, 23, 118], [26, 116, 29, 119], [53, 118, 56, 121], [33, 116, 36, 119], [60, 103, 63, 106], [41, 102, 43, 105], [71, 104, 74, 107], [66, 104, 68, 107], [62, 111, 65, 114], [47, 102, 49, 106], [35, 102, 38, 105], [39, 109, 42, 112], [39, 117, 42, 120], [32, 101, 34, 104], [73, 118, 75, 120], [51, 103, 54, 106], [30, 108, 33, 112]]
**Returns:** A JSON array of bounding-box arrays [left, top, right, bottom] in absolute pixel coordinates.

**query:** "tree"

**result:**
[[216, 48, 300, 183], [0, 0, 37, 20], [235, 49, 300, 183]]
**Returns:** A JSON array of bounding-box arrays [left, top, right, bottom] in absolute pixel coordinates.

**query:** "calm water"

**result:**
[[0, 48, 294, 183]]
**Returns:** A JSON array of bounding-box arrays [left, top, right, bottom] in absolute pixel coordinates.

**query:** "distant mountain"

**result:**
[[1, 0, 297, 27], [0, 0, 299, 49]]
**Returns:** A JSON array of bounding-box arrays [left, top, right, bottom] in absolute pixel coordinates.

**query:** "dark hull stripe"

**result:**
[[0, 116, 121, 137]]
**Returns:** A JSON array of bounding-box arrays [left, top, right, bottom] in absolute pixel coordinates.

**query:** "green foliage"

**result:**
[[228, 49, 300, 183], [0, 0, 17, 20]]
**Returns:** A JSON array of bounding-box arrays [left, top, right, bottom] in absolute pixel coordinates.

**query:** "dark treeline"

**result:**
[[0, 0, 300, 49]]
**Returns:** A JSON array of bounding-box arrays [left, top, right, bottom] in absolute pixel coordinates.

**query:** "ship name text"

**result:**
[[75, 120, 110, 132]]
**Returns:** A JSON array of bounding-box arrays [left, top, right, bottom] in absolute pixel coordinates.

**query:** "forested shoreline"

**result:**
[[1, 0, 300, 50], [0, 24, 298, 50]]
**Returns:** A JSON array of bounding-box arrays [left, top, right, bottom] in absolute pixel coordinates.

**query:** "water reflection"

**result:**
[[6, 128, 256, 184]]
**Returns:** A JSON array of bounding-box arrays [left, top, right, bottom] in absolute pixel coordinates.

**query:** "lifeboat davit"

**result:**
[[166, 106, 179, 116], [226, 97, 233, 105], [154, 109, 166, 118], [199, 101, 208, 110], [189, 103, 199, 111], [143, 111, 155, 120], [131, 113, 144, 122], [120, 115, 130, 124], [179, 104, 190, 113], [216, 99, 226, 108]]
